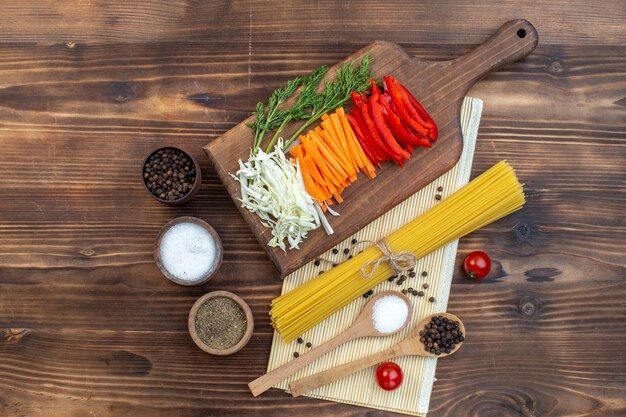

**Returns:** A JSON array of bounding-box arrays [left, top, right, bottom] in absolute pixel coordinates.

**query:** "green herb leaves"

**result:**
[[248, 55, 371, 154]]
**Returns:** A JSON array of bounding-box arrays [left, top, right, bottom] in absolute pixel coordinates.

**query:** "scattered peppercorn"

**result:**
[[437, 186, 443, 192], [402, 289, 408, 295], [319, 270, 325, 275], [418, 291, 424, 297], [408, 287, 414, 292], [314, 259, 321, 266], [348, 255, 353, 259], [399, 274, 406, 280], [421, 316, 463, 355], [332, 248, 339, 254], [332, 263, 337, 267], [408, 271, 416, 278], [297, 337, 303, 344], [412, 290, 418, 296], [351, 238, 358, 244], [368, 289, 374, 295], [387, 276, 395, 282], [423, 283, 429, 289], [429, 296, 435, 302], [343, 248, 350, 255], [396, 280, 403, 286], [306, 342, 312, 348], [293, 352, 300, 358], [422, 271, 428, 277], [435, 194, 442, 200], [143, 147, 196, 201]]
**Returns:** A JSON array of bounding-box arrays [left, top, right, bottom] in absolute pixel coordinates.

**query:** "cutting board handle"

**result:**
[[451, 19, 538, 88]]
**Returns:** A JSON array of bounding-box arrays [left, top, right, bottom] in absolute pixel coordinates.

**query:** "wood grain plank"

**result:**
[[0, 1, 624, 45], [0, 1, 625, 416]]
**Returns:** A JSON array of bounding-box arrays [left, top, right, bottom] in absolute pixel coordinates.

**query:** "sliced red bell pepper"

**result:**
[[368, 81, 410, 162], [390, 78, 433, 129], [351, 92, 401, 163], [397, 80, 438, 141], [379, 95, 431, 149], [349, 103, 391, 162], [383, 76, 431, 138], [347, 113, 379, 167]]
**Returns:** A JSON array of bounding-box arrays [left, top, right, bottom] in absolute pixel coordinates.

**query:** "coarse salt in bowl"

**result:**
[[154, 216, 223, 286]]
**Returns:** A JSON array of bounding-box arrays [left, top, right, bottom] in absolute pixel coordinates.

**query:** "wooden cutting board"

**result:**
[[204, 19, 537, 278]]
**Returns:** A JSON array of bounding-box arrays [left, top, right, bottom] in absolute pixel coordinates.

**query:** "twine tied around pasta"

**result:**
[[360, 239, 417, 279]]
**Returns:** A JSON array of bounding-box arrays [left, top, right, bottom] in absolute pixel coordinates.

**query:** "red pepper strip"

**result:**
[[370, 79, 382, 96], [398, 109, 434, 146], [369, 81, 410, 162], [383, 76, 430, 137], [379, 95, 431, 149], [350, 108, 390, 162], [347, 113, 379, 166], [349, 100, 391, 163], [397, 81, 436, 127], [352, 92, 399, 161], [392, 79, 434, 129], [396, 81, 438, 141], [384, 93, 432, 145]]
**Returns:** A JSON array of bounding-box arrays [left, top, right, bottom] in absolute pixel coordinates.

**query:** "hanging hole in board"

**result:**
[[517, 28, 527, 38]]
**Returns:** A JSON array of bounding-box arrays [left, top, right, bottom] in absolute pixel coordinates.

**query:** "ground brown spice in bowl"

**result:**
[[194, 297, 247, 350]]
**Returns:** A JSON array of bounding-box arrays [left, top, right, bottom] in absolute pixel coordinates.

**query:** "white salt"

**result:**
[[159, 222, 216, 281], [371, 295, 409, 334]]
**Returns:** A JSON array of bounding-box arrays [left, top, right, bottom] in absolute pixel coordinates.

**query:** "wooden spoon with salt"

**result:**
[[289, 312, 465, 397], [248, 290, 412, 397]]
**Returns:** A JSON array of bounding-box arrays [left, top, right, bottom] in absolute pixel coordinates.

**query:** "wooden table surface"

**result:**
[[1, 2, 624, 416]]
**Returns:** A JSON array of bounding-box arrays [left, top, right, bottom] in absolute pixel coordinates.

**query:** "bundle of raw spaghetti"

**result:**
[[271, 161, 525, 342]]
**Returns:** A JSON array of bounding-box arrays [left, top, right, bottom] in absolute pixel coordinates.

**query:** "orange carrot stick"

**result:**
[[320, 118, 356, 176], [330, 111, 359, 172], [316, 127, 352, 171], [340, 109, 377, 179], [304, 137, 343, 187], [309, 130, 350, 181]]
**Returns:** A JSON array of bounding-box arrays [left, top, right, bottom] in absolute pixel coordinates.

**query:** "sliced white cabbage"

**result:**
[[232, 139, 333, 251]]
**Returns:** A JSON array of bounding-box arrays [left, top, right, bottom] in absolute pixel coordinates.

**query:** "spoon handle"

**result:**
[[289, 339, 413, 397], [248, 324, 365, 397]]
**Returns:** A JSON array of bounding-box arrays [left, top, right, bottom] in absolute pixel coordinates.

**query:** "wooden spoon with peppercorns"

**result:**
[[248, 291, 412, 397], [289, 312, 465, 397]]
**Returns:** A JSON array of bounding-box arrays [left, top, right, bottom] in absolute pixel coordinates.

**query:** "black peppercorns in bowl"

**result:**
[[142, 147, 201, 205]]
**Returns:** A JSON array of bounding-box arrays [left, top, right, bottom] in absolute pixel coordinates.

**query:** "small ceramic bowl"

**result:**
[[188, 291, 254, 355], [142, 146, 202, 206], [154, 216, 223, 286]]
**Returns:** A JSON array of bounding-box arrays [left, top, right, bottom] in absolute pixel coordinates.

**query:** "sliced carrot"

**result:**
[[302, 154, 337, 195], [341, 110, 377, 179], [315, 127, 352, 172], [320, 120, 356, 179], [309, 130, 350, 181], [305, 138, 343, 188], [338, 108, 364, 168], [301, 168, 329, 203], [290, 143, 305, 160], [338, 112, 364, 172], [331, 111, 359, 172], [320, 118, 355, 176]]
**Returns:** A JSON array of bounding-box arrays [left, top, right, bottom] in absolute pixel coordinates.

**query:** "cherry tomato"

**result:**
[[463, 251, 491, 279], [375, 362, 403, 391]]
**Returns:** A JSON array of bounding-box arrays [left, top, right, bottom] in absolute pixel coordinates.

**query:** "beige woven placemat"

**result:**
[[267, 97, 483, 416]]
